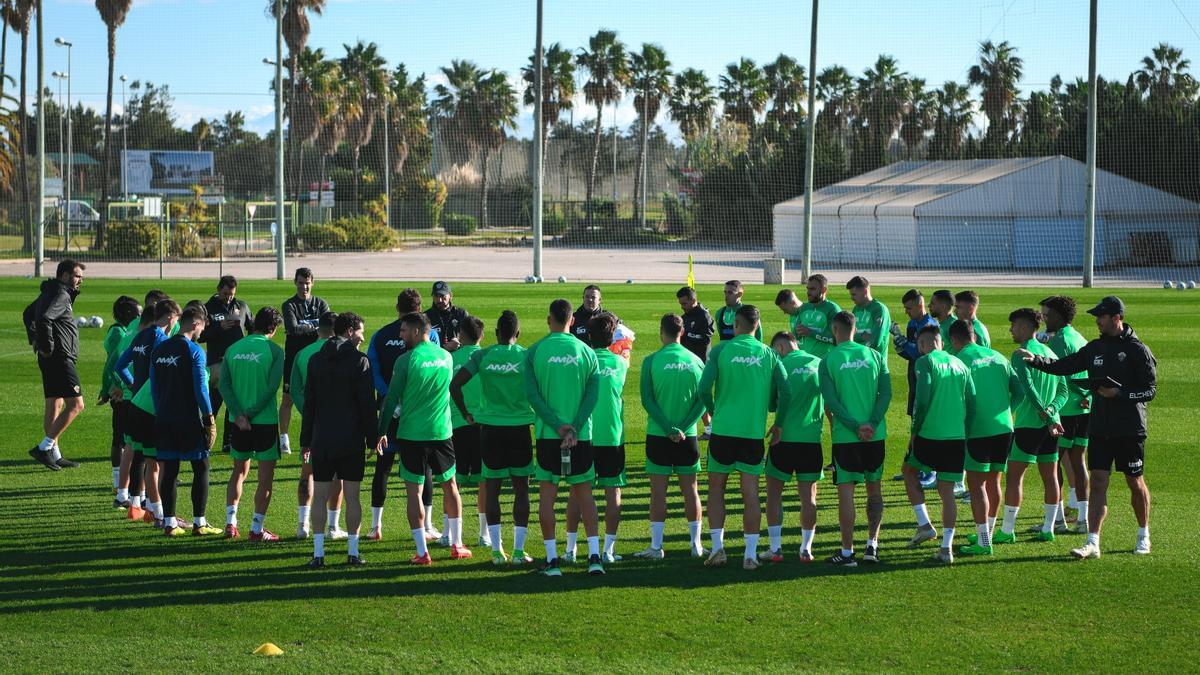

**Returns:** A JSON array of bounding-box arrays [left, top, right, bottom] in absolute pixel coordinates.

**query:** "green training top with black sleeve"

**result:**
[[790, 299, 841, 357], [956, 342, 1023, 439], [462, 344, 535, 426], [779, 349, 824, 443], [1011, 339, 1067, 429], [591, 349, 628, 446], [912, 349, 975, 440], [100, 320, 133, 395], [819, 340, 892, 444], [640, 343, 706, 438], [698, 333, 790, 440], [288, 337, 328, 416], [379, 339, 453, 441], [449, 344, 482, 429], [219, 334, 285, 425], [523, 332, 600, 441], [111, 326, 139, 399], [940, 316, 991, 355], [1047, 324, 1091, 416], [852, 299, 891, 354], [716, 304, 763, 342]]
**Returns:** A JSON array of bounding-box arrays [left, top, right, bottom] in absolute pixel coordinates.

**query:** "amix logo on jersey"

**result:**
[[730, 355, 764, 367], [933, 362, 967, 375], [662, 362, 694, 371], [791, 366, 817, 376], [839, 359, 872, 370], [598, 366, 622, 377], [547, 355, 581, 366], [420, 355, 451, 369], [155, 355, 180, 366], [385, 339, 405, 347], [231, 352, 262, 363], [970, 356, 1003, 369], [132, 345, 149, 354], [485, 362, 520, 373]]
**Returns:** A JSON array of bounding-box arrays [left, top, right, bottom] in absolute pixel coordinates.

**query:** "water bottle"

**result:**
[[560, 445, 571, 478]]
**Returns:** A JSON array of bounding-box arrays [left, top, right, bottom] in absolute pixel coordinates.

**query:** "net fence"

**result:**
[[2, 0, 1197, 285]]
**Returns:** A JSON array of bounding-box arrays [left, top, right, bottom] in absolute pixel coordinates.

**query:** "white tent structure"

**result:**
[[773, 156, 1200, 270]]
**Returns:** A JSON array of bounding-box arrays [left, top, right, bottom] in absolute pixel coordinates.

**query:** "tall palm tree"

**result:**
[[272, 0, 325, 199], [628, 43, 670, 221], [0, 2, 12, 106], [899, 78, 935, 158], [94, 0, 133, 250], [855, 54, 909, 169], [10, 0, 29, 248], [386, 63, 426, 181], [1135, 43, 1198, 106], [576, 29, 628, 226], [967, 40, 1023, 155], [521, 42, 575, 163], [718, 57, 767, 127], [929, 81, 972, 159], [191, 118, 211, 151], [339, 40, 389, 210], [815, 64, 856, 144], [763, 53, 806, 132], [286, 47, 339, 195], [668, 67, 716, 167]]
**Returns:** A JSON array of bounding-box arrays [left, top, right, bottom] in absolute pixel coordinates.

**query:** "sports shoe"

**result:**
[[224, 524, 240, 539], [151, 518, 165, 529], [142, 509, 156, 524], [1063, 507, 1079, 524], [1031, 530, 1056, 542], [690, 546, 708, 558], [511, 549, 534, 565], [425, 526, 443, 541], [491, 550, 509, 566], [164, 525, 186, 537], [1134, 537, 1151, 555], [450, 544, 473, 559], [704, 548, 728, 567], [798, 550, 814, 563], [540, 558, 562, 577], [368, 526, 383, 541], [992, 530, 1016, 544], [633, 546, 665, 560], [959, 543, 993, 556], [743, 557, 761, 570], [28, 447, 61, 471], [1028, 522, 1069, 534], [296, 527, 310, 540], [758, 549, 784, 563], [1070, 542, 1101, 559], [890, 473, 904, 481], [436, 532, 450, 547], [1071, 519, 1089, 535], [55, 457, 80, 469], [478, 536, 491, 547], [827, 551, 857, 567], [918, 471, 938, 489], [327, 528, 349, 541], [933, 547, 954, 564], [346, 555, 367, 566], [907, 524, 938, 548], [862, 546, 880, 564], [127, 505, 146, 521], [279, 437, 291, 455], [113, 498, 128, 510], [249, 529, 280, 543], [192, 524, 222, 536], [410, 552, 432, 566], [602, 552, 622, 563], [561, 551, 577, 564], [305, 556, 325, 569], [952, 482, 968, 499], [587, 554, 605, 575]]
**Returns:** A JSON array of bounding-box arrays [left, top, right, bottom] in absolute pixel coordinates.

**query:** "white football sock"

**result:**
[[767, 525, 782, 552], [976, 522, 991, 547], [447, 517, 462, 546], [423, 505, 434, 530], [279, 433, 290, 449], [1068, 487, 1078, 509], [688, 520, 702, 551], [586, 535, 600, 557], [866, 537, 879, 551], [112, 467, 121, 489], [298, 505, 311, 529], [913, 503, 931, 527], [327, 509, 340, 531], [313, 533, 325, 558], [251, 512, 265, 534], [1001, 505, 1019, 534], [150, 501, 163, 519], [38, 436, 54, 452], [801, 528, 815, 553], [348, 534, 360, 557], [371, 506, 383, 530], [488, 525, 502, 552], [1077, 500, 1089, 524], [650, 521, 665, 549], [1137, 526, 1149, 539], [514, 526, 528, 551], [986, 516, 997, 537], [194, 516, 207, 528], [164, 516, 177, 528], [710, 528, 725, 552], [478, 513, 490, 541], [544, 538, 558, 562], [603, 533, 617, 556], [117, 488, 129, 502], [942, 528, 955, 548], [1086, 532, 1100, 547], [226, 504, 238, 526], [565, 530, 578, 556], [1042, 503, 1057, 533], [412, 529, 428, 557], [744, 533, 759, 560]]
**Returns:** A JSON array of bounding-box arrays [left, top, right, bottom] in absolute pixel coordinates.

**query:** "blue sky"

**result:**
[[37, 0, 1200, 140]]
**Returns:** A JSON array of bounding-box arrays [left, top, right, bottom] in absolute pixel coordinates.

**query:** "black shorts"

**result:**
[[126, 404, 157, 449], [1088, 435, 1145, 477], [479, 424, 534, 477], [1060, 414, 1090, 442], [593, 444, 626, 480], [767, 441, 824, 481], [707, 434, 765, 473], [645, 434, 701, 473], [229, 423, 279, 456], [966, 433, 1011, 471], [313, 452, 366, 482], [535, 438, 594, 483], [395, 438, 456, 484], [1012, 426, 1058, 461], [911, 436, 966, 476], [453, 425, 482, 477], [38, 355, 81, 399], [111, 400, 130, 449], [832, 441, 886, 484]]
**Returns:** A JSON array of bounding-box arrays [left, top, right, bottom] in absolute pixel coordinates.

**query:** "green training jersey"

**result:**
[[523, 332, 600, 441], [1048, 324, 1092, 416], [790, 299, 841, 357], [591, 349, 628, 446], [289, 337, 328, 416], [912, 350, 974, 440], [100, 320, 134, 394], [463, 344, 535, 426], [780, 349, 824, 443], [219, 334, 284, 425], [1011, 339, 1068, 429], [940, 316, 991, 354], [112, 327, 139, 398], [380, 340, 453, 441], [819, 340, 892, 444], [957, 342, 1021, 438], [852, 299, 891, 354], [640, 343, 706, 438], [449, 344, 482, 429], [716, 304, 763, 342], [698, 334, 790, 440]]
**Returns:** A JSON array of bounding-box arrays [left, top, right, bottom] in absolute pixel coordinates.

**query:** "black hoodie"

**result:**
[[1026, 324, 1157, 437], [299, 336, 378, 460], [27, 279, 80, 361]]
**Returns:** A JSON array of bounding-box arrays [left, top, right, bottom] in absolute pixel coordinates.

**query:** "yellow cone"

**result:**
[[253, 643, 284, 657]]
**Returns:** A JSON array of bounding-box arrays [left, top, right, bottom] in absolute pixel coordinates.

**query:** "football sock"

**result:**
[[348, 534, 360, 557], [801, 528, 815, 553], [650, 521, 665, 550], [565, 531, 578, 556], [371, 507, 383, 530], [514, 526, 528, 552], [913, 503, 931, 527], [587, 536, 600, 557], [941, 528, 955, 548], [412, 529, 428, 557], [1042, 503, 1058, 533], [251, 512, 265, 534], [488, 525, 502, 552], [313, 533, 325, 558], [710, 528, 725, 552], [327, 509, 340, 532], [298, 505, 311, 530], [544, 538, 557, 562], [767, 525, 782, 552], [688, 520, 702, 551], [226, 504, 238, 526], [603, 533, 617, 557], [1001, 505, 1019, 534], [744, 533, 759, 560], [976, 523, 991, 547]]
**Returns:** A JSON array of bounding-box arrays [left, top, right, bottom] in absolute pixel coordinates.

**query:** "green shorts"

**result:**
[[644, 435, 701, 476], [832, 441, 885, 485], [229, 423, 280, 462], [1010, 427, 1059, 464], [594, 444, 627, 488], [964, 433, 1011, 473], [765, 441, 824, 483], [534, 439, 595, 486], [480, 424, 536, 480], [706, 434, 765, 476]]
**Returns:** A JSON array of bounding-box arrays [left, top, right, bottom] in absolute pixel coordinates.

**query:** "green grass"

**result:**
[[1, 279, 1197, 672]]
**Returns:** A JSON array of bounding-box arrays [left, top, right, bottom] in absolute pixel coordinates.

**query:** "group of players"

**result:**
[[25, 260, 1157, 574]]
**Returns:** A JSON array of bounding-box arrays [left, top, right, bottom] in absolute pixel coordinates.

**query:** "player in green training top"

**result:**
[[762, 331, 824, 563], [524, 299, 604, 577], [774, 275, 840, 357], [448, 315, 490, 549], [289, 311, 346, 541], [715, 280, 762, 342], [845, 275, 891, 354], [220, 307, 285, 542], [996, 308, 1067, 546], [820, 311, 892, 567], [937, 290, 991, 355], [634, 314, 707, 560], [904, 326, 975, 564], [451, 310, 538, 566], [1040, 295, 1092, 534], [698, 304, 790, 571], [377, 312, 469, 565]]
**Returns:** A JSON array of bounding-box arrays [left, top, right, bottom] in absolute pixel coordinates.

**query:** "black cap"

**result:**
[[432, 281, 451, 296], [1086, 295, 1125, 317]]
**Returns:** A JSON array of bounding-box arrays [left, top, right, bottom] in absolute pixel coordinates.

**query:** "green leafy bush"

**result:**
[[442, 213, 478, 236], [107, 220, 161, 258], [335, 215, 400, 251], [296, 222, 348, 251]]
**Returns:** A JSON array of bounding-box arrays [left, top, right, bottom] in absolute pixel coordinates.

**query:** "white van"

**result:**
[[61, 200, 100, 224]]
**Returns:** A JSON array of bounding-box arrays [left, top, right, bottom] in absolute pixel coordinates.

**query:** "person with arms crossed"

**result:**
[[698, 305, 790, 570], [25, 259, 87, 470], [891, 289, 939, 487], [447, 315, 489, 547], [1040, 295, 1092, 534], [100, 296, 140, 497], [200, 275, 253, 453], [715, 280, 762, 342], [279, 268, 330, 456], [290, 312, 347, 541], [426, 281, 468, 351], [301, 311, 379, 568], [775, 275, 840, 358], [846, 276, 891, 355], [1018, 295, 1156, 558], [821, 311, 893, 567], [570, 284, 617, 343], [676, 286, 716, 438], [220, 307, 286, 542]]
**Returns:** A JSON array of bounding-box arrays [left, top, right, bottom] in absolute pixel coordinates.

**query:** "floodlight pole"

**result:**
[[1082, 0, 1098, 288], [120, 75, 128, 202], [34, 0, 44, 277], [383, 97, 391, 229], [532, 0, 544, 280], [800, 0, 819, 282], [274, 0, 285, 280]]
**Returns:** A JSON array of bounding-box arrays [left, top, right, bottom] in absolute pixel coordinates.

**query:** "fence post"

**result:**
[[532, 0, 544, 280], [158, 216, 164, 280], [219, 218, 224, 277], [1082, 0, 1098, 288], [801, 0, 819, 283]]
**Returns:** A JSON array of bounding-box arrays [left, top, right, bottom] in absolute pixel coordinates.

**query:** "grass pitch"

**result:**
[[1, 278, 1197, 672]]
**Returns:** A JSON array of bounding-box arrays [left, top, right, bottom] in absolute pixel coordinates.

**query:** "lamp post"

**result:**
[[51, 71, 65, 237], [265, 21, 285, 280], [120, 74, 128, 202], [54, 38, 72, 246]]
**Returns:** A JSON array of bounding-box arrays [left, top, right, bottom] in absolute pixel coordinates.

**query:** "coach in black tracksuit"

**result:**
[[26, 260, 86, 470], [201, 276, 252, 448], [1021, 295, 1156, 548], [426, 281, 468, 351]]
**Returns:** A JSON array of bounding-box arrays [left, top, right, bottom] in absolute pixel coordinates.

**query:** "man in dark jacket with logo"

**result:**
[[1018, 295, 1156, 559], [201, 275, 253, 451], [27, 259, 86, 470], [426, 281, 468, 352]]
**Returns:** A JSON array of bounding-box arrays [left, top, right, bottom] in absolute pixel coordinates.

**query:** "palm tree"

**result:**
[[386, 63, 426, 181], [718, 57, 767, 127], [929, 81, 972, 159], [287, 47, 339, 195], [94, 0, 133, 250], [576, 29, 628, 226], [668, 67, 716, 167], [815, 65, 856, 145], [191, 118, 211, 151], [763, 53, 806, 132], [272, 0, 325, 199], [899, 78, 935, 158], [1135, 43, 1198, 107], [967, 40, 1023, 155], [522, 42, 574, 164], [628, 43, 670, 222], [855, 54, 909, 170], [0, 2, 12, 105], [10, 0, 29, 248], [339, 40, 389, 210]]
